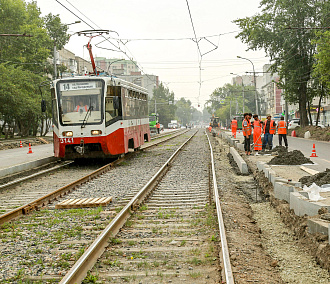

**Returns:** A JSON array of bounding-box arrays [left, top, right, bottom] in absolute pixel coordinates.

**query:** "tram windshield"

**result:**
[[56, 79, 104, 126]]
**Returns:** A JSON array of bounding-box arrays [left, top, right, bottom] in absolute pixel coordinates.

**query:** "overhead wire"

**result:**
[[55, 0, 155, 82]]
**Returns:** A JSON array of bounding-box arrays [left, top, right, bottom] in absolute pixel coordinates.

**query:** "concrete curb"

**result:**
[[0, 156, 58, 178], [229, 147, 248, 174], [290, 191, 330, 217], [255, 159, 329, 238]]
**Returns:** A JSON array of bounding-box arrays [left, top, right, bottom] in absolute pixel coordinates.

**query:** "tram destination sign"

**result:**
[[60, 81, 96, 91]]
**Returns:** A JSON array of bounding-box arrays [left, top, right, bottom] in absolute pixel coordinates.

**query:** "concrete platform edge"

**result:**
[[0, 156, 58, 178]]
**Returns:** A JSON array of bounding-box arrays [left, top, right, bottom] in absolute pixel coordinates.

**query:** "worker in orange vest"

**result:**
[[252, 114, 263, 152], [242, 113, 252, 155], [231, 118, 238, 138], [262, 114, 276, 151], [208, 124, 212, 132], [156, 122, 160, 134], [277, 116, 288, 149]]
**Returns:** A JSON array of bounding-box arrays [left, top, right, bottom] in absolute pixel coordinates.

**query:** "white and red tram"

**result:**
[[51, 76, 150, 159]]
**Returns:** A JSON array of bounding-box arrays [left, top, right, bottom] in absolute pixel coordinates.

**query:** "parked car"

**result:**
[[288, 118, 300, 130]]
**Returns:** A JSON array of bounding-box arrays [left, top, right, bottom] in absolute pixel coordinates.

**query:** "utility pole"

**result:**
[[53, 42, 57, 79], [237, 56, 259, 115], [230, 73, 245, 113]]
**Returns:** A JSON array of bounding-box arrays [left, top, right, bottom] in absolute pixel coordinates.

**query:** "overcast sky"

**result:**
[[34, 0, 269, 109]]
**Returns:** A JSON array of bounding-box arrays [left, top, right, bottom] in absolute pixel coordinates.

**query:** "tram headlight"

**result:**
[[62, 131, 73, 137], [91, 130, 102, 135]]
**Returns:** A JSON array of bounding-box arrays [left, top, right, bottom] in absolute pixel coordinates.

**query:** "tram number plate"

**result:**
[[60, 138, 74, 144]]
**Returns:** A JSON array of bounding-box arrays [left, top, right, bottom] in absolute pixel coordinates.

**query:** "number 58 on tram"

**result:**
[[49, 76, 150, 159]]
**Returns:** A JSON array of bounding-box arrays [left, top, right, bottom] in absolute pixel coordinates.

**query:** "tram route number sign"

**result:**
[[60, 82, 96, 91], [60, 138, 74, 144]]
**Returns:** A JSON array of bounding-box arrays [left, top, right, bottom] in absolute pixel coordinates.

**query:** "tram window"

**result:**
[[105, 97, 120, 123], [52, 99, 58, 126]]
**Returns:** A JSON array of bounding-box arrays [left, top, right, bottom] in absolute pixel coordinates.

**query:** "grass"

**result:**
[[189, 272, 202, 278], [82, 271, 98, 283], [110, 238, 122, 244], [189, 257, 203, 266], [103, 259, 122, 267]]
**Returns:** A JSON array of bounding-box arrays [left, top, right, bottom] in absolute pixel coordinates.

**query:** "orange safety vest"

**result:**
[[263, 120, 276, 134], [76, 105, 88, 112], [231, 120, 237, 128], [156, 123, 160, 129], [242, 118, 251, 136], [277, 120, 287, 134], [252, 120, 262, 130]]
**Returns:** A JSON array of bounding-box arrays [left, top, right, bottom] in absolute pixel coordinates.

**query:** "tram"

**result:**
[[50, 76, 150, 159]]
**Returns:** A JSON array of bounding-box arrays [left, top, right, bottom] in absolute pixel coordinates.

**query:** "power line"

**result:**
[[55, 0, 155, 83]]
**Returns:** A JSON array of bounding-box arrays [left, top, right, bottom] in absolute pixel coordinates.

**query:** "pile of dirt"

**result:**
[[299, 168, 330, 186], [268, 149, 313, 165], [271, 146, 288, 154], [290, 126, 330, 142]]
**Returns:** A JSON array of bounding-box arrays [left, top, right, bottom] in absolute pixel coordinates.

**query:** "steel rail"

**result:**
[[0, 130, 187, 225], [0, 161, 73, 191], [150, 129, 181, 140], [59, 130, 197, 284], [206, 131, 235, 284]]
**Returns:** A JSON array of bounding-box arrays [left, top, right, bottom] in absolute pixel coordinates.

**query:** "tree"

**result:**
[[234, 0, 330, 127], [313, 31, 330, 89], [0, 0, 52, 73], [150, 83, 176, 127], [0, 0, 70, 137], [175, 98, 193, 126], [0, 63, 44, 137], [206, 84, 254, 125]]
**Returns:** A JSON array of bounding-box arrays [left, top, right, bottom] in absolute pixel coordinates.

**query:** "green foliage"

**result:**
[[234, 0, 330, 126], [0, 0, 70, 138], [0, 63, 44, 136], [206, 83, 254, 125], [313, 31, 330, 90], [175, 98, 194, 125], [151, 83, 176, 127]]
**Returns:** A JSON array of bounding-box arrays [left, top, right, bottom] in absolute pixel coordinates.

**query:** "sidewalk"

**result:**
[[0, 144, 56, 178]]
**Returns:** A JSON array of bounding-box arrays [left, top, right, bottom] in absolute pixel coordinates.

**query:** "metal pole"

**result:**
[[53, 42, 57, 79], [242, 83, 245, 113], [252, 66, 259, 115], [237, 56, 259, 115], [155, 99, 157, 115], [230, 99, 232, 119]]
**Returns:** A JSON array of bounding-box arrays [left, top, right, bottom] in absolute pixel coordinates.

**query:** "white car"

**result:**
[[312, 121, 325, 128], [288, 118, 300, 130]]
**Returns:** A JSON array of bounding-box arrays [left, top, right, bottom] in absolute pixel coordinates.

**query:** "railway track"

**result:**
[[60, 129, 232, 283], [0, 129, 197, 282], [0, 130, 186, 225]]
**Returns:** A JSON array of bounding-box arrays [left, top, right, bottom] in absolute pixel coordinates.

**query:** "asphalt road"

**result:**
[[285, 135, 330, 172]]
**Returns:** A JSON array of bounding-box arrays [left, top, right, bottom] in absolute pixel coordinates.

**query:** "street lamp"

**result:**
[[237, 56, 259, 115], [230, 73, 245, 113], [66, 20, 81, 26]]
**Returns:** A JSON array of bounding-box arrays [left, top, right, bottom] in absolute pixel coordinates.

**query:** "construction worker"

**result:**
[[277, 116, 288, 149], [262, 115, 276, 151], [252, 114, 263, 152], [242, 113, 252, 155], [231, 118, 238, 138], [156, 122, 160, 134]]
